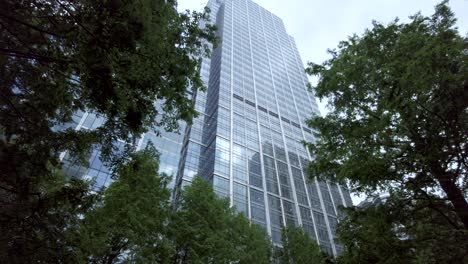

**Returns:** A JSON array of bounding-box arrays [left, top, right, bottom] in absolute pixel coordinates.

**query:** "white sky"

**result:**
[[177, 0, 468, 204]]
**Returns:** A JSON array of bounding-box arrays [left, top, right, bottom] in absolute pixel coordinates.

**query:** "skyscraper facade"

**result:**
[[60, 109, 186, 190], [61, 0, 353, 257], [173, 0, 353, 256]]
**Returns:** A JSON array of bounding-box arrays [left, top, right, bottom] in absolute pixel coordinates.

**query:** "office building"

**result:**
[[61, 0, 353, 256], [60, 108, 186, 190], [173, 0, 353, 256]]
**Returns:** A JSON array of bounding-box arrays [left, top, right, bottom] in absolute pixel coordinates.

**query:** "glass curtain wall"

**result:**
[[173, 0, 353, 256]]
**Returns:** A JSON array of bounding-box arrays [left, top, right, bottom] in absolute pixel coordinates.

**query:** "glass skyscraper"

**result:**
[[60, 108, 186, 190], [173, 0, 353, 256], [62, 0, 353, 257]]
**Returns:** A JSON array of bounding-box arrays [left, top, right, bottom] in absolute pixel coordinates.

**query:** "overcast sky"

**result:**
[[177, 0, 468, 204], [178, 0, 467, 111], [178, 1, 468, 68]]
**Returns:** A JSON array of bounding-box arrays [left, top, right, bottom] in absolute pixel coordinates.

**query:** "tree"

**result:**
[[170, 177, 271, 263], [68, 155, 271, 264], [0, 0, 215, 261], [305, 1, 467, 262], [279, 225, 327, 264], [170, 177, 235, 263], [336, 193, 468, 264], [0, 168, 98, 263], [230, 213, 272, 264], [68, 147, 173, 263]]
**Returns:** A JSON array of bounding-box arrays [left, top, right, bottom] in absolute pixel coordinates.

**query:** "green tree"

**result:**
[[0, 168, 99, 263], [0, 0, 215, 261], [305, 1, 467, 262], [68, 147, 173, 263], [69, 155, 272, 264], [336, 193, 468, 264], [279, 225, 327, 264], [230, 213, 272, 264], [170, 177, 271, 263], [170, 177, 235, 263]]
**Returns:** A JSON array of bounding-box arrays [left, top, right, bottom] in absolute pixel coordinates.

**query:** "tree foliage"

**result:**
[[64, 156, 272, 263], [305, 1, 467, 262], [0, 0, 215, 261], [278, 225, 327, 264], [0, 168, 98, 263], [336, 193, 468, 264], [230, 214, 272, 264], [170, 177, 271, 264], [68, 146, 173, 263]]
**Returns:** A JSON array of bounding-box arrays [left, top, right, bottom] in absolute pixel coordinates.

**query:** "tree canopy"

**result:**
[[305, 1, 467, 262], [0, 0, 215, 261], [67, 155, 272, 263], [2, 144, 274, 263], [336, 193, 468, 264], [278, 225, 328, 264], [170, 177, 272, 264], [68, 147, 173, 263]]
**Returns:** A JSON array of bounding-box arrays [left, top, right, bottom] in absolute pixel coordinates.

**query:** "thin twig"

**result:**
[[0, 12, 63, 38], [55, 0, 94, 37]]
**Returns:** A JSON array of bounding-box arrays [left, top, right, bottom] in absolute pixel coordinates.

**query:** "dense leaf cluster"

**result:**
[[336, 194, 468, 264], [277, 225, 330, 264], [66, 148, 273, 263], [306, 1, 467, 263], [0, 0, 215, 261], [68, 151, 329, 263]]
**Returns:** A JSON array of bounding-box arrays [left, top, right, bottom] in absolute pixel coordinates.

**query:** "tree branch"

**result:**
[[0, 12, 63, 38], [0, 47, 69, 63], [409, 183, 461, 230], [55, 0, 94, 37]]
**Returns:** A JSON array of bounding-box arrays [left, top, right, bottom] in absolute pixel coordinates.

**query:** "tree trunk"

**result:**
[[431, 161, 468, 229]]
